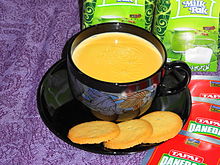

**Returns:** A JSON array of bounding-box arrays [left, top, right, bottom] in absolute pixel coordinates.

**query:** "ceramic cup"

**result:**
[[66, 23, 191, 121]]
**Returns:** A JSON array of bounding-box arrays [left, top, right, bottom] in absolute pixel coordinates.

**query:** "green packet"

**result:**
[[82, 0, 155, 31], [152, 0, 220, 72]]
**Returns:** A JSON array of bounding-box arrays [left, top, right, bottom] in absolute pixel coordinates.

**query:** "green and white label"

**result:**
[[159, 150, 206, 165], [172, 0, 217, 18], [187, 119, 220, 138]]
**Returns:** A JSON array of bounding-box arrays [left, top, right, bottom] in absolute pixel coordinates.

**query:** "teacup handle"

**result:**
[[158, 61, 191, 96]]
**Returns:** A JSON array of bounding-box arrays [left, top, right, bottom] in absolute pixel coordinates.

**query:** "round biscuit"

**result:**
[[68, 121, 120, 144], [140, 111, 183, 143], [104, 119, 153, 149]]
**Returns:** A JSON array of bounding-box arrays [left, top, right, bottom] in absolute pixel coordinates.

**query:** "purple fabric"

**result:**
[[0, 0, 219, 165]]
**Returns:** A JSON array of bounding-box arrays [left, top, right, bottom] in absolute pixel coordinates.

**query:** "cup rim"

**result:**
[[67, 22, 167, 87]]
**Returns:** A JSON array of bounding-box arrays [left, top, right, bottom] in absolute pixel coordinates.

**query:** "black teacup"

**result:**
[[66, 23, 191, 121]]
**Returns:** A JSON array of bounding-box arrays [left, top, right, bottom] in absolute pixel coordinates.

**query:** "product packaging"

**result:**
[[142, 132, 220, 165], [184, 76, 220, 140], [152, 0, 220, 72], [188, 75, 220, 99], [82, 0, 155, 31], [183, 97, 220, 140]]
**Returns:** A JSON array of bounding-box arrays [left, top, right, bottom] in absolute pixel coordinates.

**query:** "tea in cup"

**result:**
[[66, 23, 191, 121], [72, 32, 163, 83]]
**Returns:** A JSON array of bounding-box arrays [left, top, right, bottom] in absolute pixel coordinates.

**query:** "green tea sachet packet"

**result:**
[[82, 0, 156, 31]]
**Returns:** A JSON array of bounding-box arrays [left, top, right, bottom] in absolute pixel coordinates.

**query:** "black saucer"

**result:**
[[37, 58, 191, 155]]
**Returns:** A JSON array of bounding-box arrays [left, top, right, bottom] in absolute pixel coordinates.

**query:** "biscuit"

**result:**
[[140, 111, 183, 143], [104, 119, 153, 149], [68, 121, 120, 144]]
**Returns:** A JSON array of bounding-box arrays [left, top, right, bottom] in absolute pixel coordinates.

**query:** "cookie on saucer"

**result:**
[[140, 111, 183, 143], [104, 119, 153, 149], [68, 121, 120, 144]]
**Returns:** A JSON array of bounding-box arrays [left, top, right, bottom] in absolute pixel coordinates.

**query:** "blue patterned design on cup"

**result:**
[[72, 77, 157, 117]]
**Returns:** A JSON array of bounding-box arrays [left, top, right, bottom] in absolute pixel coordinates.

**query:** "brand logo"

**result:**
[[187, 119, 220, 138], [210, 105, 220, 113], [182, 0, 208, 15], [196, 117, 220, 127], [172, 0, 217, 19], [185, 138, 200, 147], [200, 93, 220, 99], [210, 81, 220, 87], [189, 64, 210, 72], [169, 150, 204, 163], [159, 150, 206, 165]]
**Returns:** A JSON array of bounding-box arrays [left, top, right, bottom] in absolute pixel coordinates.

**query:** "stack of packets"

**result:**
[[142, 75, 220, 165]]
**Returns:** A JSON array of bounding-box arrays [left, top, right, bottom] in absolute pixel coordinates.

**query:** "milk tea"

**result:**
[[72, 32, 163, 83]]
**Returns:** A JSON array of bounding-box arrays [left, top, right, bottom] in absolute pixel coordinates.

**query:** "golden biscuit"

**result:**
[[140, 111, 183, 143], [104, 119, 153, 149], [68, 121, 120, 144]]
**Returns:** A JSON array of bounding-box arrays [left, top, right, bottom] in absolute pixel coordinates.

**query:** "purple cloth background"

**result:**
[[0, 0, 219, 164]]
